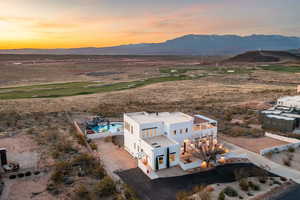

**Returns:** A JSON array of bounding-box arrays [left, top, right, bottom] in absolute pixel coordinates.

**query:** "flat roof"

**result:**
[[126, 112, 193, 124], [266, 114, 295, 121], [278, 96, 300, 103], [143, 135, 178, 148]]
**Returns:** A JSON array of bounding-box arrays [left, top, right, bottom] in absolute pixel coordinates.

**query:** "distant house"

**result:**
[[261, 96, 300, 133], [123, 112, 219, 175]]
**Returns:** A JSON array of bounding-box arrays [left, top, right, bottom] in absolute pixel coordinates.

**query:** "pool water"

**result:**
[[92, 122, 123, 133]]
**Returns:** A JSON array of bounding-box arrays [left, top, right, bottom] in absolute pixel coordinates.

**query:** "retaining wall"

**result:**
[[261, 132, 300, 155]]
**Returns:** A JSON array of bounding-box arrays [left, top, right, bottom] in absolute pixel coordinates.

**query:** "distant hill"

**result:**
[[1, 34, 300, 55], [226, 50, 300, 63]]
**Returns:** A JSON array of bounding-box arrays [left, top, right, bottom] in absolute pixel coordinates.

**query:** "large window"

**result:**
[[169, 153, 176, 162], [142, 127, 158, 138], [124, 121, 130, 131], [158, 156, 164, 164]]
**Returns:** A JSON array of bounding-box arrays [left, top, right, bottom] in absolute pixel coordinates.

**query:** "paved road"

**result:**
[[117, 163, 276, 200], [225, 142, 300, 184]]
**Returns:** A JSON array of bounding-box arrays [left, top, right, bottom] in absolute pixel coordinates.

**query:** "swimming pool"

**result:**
[[91, 122, 123, 134]]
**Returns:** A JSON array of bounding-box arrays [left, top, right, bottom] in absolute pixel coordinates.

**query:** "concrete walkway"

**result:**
[[225, 142, 300, 184]]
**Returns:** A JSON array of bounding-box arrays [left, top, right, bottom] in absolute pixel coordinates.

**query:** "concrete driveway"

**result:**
[[94, 139, 137, 180]]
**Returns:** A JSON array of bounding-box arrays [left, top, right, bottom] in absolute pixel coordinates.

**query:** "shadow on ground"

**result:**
[[116, 163, 277, 200]]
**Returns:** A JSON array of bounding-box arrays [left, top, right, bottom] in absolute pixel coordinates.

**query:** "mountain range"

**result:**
[[1, 34, 300, 56]]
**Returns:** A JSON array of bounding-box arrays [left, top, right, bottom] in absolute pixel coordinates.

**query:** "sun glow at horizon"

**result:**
[[0, 0, 299, 49]]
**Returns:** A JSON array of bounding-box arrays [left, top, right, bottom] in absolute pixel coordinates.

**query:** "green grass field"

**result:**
[[259, 65, 300, 73], [0, 75, 202, 100]]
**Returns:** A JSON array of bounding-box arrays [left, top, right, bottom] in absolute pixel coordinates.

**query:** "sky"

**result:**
[[0, 0, 299, 49]]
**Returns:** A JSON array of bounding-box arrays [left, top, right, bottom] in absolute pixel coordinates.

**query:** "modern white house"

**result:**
[[123, 112, 219, 176], [277, 96, 300, 109]]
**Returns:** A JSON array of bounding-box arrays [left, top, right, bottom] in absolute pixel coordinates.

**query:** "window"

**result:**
[[173, 130, 177, 135], [180, 129, 183, 134], [158, 156, 164, 164], [185, 128, 188, 133], [142, 128, 157, 138], [169, 153, 176, 162], [125, 121, 130, 131], [134, 143, 136, 149], [130, 126, 133, 134]]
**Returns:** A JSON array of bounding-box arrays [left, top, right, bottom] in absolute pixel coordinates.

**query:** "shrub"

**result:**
[[176, 191, 189, 200], [73, 184, 92, 200], [50, 161, 72, 184], [248, 181, 260, 191], [258, 177, 267, 184], [280, 177, 287, 182], [218, 191, 225, 200], [124, 184, 140, 200], [71, 153, 106, 179], [90, 142, 98, 151], [223, 186, 238, 197], [282, 158, 291, 166], [288, 147, 295, 153], [239, 179, 249, 191], [93, 176, 116, 198]]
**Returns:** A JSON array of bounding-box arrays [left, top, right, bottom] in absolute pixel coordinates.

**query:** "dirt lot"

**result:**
[[220, 135, 289, 153], [93, 138, 137, 178], [3, 174, 57, 200], [0, 134, 41, 169]]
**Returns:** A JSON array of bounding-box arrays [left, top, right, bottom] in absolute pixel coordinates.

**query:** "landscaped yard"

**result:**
[[265, 146, 300, 171]]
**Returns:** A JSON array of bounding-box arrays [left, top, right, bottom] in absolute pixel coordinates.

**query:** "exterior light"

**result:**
[[201, 161, 208, 168]]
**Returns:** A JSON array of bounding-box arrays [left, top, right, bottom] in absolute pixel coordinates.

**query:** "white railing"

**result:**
[[265, 132, 300, 143]]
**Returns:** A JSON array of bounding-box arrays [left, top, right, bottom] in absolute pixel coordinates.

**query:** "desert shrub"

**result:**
[[72, 184, 92, 200], [239, 179, 249, 191], [50, 161, 72, 184], [197, 190, 211, 200], [71, 153, 106, 179], [280, 177, 287, 182], [176, 191, 189, 200], [93, 176, 116, 198], [192, 186, 211, 200], [218, 191, 225, 200], [123, 184, 140, 200], [90, 142, 98, 151], [283, 158, 291, 166], [248, 181, 260, 191], [288, 154, 294, 161], [223, 186, 238, 197], [288, 147, 295, 153], [273, 180, 282, 185], [73, 132, 87, 147], [234, 168, 250, 181]]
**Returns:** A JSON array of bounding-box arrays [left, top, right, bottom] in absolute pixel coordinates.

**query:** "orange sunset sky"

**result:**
[[0, 0, 299, 49]]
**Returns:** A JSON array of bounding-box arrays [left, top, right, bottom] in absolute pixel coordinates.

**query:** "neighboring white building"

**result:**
[[123, 112, 217, 174], [277, 96, 300, 109]]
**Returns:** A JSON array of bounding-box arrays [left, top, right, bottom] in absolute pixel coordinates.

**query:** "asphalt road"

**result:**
[[116, 163, 277, 200]]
